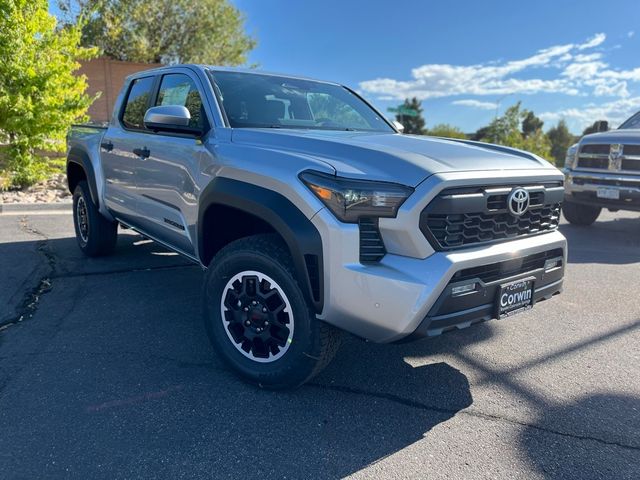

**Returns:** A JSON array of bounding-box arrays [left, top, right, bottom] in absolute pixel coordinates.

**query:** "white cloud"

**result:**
[[539, 96, 640, 130], [577, 33, 606, 50], [452, 99, 496, 110], [628, 31, 635, 38], [360, 34, 615, 101], [593, 81, 630, 98]]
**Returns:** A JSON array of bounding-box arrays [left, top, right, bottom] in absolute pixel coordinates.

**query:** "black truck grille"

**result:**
[[420, 183, 563, 251]]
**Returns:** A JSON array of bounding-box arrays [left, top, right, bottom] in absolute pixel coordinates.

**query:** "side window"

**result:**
[[122, 76, 155, 130], [156, 74, 206, 129]]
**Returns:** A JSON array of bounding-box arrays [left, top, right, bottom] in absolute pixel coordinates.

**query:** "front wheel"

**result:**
[[203, 234, 340, 389], [562, 200, 601, 226]]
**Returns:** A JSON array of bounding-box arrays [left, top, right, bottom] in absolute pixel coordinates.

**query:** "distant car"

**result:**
[[563, 112, 640, 225], [66, 65, 567, 388]]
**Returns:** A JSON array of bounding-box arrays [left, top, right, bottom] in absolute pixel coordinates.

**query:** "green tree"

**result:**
[[396, 97, 426, 135], [547, 120, 576, 166], [0, 0, 97, 187], [60, 0, 256, 65], [479, 102, 551, 160], [426, 124, 467, 139], [522, 111, 543, 138]]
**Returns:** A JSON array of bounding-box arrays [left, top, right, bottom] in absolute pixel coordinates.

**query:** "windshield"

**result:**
[[619, 111, 640, 129], [209, 71, 393, 132]]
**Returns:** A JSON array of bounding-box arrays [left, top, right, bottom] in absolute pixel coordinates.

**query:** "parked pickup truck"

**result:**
[[563, 111, 640, 225], [67, 65, 567, 388]]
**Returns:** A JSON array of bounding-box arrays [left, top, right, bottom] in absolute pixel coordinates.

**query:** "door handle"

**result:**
[[100, 141, 114, 152], [133, 147, 150, 159]]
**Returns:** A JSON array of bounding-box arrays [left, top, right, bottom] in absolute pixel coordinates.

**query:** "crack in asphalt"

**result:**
[[0, 218, 57, 331], [307, 383, 640, 453]]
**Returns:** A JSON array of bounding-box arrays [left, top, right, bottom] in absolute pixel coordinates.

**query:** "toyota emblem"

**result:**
[[508, 188, 530, 216]]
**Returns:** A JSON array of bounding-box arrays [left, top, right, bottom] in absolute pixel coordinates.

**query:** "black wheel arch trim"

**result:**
[[198, 177, 324, 314], [67, 147, 99, 206]]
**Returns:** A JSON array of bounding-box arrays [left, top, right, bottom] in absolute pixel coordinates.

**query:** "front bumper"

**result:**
[[313, 205, 567, 343], [564, 168, 640, 211]]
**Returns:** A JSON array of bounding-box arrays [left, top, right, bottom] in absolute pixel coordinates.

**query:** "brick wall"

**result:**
[[78, 57, 162, 124]]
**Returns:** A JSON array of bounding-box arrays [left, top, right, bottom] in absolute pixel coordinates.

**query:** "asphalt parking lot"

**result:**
[[0, 208, 638, 479]]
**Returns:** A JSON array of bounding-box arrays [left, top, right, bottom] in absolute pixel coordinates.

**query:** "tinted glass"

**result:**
[[122, 76, 154, 129], [156, 74, 206, 129], [210, 71, 392, 132], [619, 111, 640, 130]]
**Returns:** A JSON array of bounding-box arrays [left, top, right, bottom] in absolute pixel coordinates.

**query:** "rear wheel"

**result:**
[[562, 200, 601, 226], [203, 234, 340, 389], [72, 180, 118, 256]]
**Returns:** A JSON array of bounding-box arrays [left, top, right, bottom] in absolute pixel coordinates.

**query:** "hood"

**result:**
[[580, 129, 640, 146], [231, 129, 554, 187]]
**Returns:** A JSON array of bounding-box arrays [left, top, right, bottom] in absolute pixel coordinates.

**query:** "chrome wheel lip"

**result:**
[[220, 270, 294, 363], [76, 196, 89, 244]]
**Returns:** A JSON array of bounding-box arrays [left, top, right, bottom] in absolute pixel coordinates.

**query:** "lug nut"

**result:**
[[245, 320, 250, 326], [264, 321, 269, 326], [252, 300, 257, 305], [243, 307, 249, 312], [262, 307, 267, 313]]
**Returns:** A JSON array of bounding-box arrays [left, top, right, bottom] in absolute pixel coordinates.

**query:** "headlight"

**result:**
[[299, 170, 413, 223], [565, 143, 579, 169]]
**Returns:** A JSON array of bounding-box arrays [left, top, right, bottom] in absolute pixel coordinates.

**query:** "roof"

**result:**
[[125, 64, 341, 86]]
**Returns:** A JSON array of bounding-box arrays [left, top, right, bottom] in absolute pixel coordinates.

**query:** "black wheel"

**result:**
[[203, 234, 341, 389], [562, 200, 601, 226], [72, 180, 118, 256]]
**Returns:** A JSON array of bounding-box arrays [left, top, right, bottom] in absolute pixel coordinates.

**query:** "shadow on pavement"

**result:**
[[0, 231, 195, 327], [0, 231, 473, 479], [520, 393, 640, 480], [560, 214, 640, 265]]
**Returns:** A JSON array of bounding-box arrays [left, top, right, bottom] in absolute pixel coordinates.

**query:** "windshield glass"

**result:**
[[209, 71, 393, 132], [619, 111, 640, 129]]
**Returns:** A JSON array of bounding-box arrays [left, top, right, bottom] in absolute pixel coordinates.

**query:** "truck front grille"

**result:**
[[420, 183, 563, 251], [577, 143, 640, 171]]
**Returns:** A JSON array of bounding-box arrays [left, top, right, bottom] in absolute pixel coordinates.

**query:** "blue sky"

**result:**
[[50, 0, 640, 133]]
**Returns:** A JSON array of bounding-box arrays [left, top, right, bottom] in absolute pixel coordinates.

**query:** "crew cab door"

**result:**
[[133, 72, 212, 256], [101, 75, 156, 223]]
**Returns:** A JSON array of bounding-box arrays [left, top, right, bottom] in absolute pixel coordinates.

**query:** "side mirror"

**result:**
[[595, 120, 609, 133], [392, 120, 405, 133], [144, 105, 199, 134]]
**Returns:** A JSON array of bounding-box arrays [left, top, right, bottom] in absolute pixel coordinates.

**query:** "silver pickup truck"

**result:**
[[563, 111, 640, 225], [67, 65, 567, 388]]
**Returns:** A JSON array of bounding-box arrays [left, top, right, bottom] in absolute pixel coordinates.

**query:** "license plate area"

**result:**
[[596, 187, 620, 200], [497, 278, 534, 319]]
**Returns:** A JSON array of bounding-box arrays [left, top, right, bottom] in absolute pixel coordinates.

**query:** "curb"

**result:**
[[0, 202, 72, 214]]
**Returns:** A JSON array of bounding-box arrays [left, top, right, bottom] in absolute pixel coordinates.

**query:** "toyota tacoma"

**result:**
[[66, 65, 567, 388]]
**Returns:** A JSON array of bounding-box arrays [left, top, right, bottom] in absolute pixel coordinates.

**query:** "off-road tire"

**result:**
[[203, 234, 341, 389], [72, 180, 118, 256]]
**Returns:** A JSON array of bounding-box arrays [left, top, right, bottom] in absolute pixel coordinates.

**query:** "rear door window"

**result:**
[[122, 76, 155, 130]]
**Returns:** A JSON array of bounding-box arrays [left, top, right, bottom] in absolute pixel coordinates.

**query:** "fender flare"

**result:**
[[67, 147, 100, 206], [198, 177, 324, 313]]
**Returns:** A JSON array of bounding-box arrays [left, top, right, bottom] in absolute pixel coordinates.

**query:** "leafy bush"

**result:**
[[0, 0, 97, 188]]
